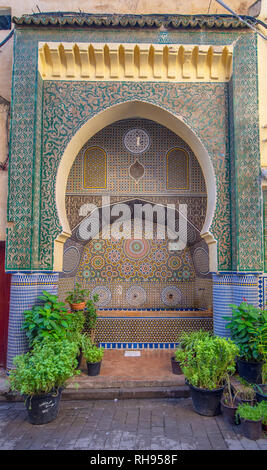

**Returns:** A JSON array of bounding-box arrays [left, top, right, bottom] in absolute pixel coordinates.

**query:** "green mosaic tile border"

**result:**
[[39, 80, 230, 271], [231, 34, 263, 271]]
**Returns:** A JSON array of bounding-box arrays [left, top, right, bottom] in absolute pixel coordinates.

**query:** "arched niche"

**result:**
[[55, 101, 217, 272]]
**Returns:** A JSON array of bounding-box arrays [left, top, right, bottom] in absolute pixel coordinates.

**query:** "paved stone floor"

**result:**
[[0, 398, 266, 450]]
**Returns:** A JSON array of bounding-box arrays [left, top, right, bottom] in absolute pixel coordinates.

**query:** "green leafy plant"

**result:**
[[65, 309, 86, 350], [82, 338, 104, 364], [174, 346, 182, 362], [80, 333, 92, 352], [263, 363, 267, 385], [9, 338, 80, 397], [68, 309, 85, 333], [84, 294, 99, 343], [254, 384, 267, 396], [251, 320, 267, 382], [179, 330, 211, 351], [67, 331, 84, 351], [22, 291, 73, 347], [65, 283, 89, 305], [252, 319, 267, 359], [237, 402, 264, 421], [258, 401, 267, 425], [223, 302, 267, 362], [176, 334, 239, 390]]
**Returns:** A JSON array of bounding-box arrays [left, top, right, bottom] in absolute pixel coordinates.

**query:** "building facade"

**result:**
[[1, 1, 267, 369]]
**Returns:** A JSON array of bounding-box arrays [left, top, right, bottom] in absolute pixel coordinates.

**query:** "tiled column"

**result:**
[[258, 275, 267, 309], [232, 274, 259, 307], [6, 272, 59, 370], [213, 273, 259, 338], [213, 274, 234, 337]]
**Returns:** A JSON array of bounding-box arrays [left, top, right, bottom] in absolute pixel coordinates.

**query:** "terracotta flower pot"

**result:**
[[69, 302, 86, 311]]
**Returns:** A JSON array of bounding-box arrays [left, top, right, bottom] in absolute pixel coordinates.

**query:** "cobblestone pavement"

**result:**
[[0, 398, 266, 451]]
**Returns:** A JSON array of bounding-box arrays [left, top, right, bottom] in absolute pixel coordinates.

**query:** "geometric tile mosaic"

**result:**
[[74, 236, 200, 309], [84, 146, 106, 189], [66, 119, 205, 196], [94, 316, 213, 344], [230, 34, 263, 271]]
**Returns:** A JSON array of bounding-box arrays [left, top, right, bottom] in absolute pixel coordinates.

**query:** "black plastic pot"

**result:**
[[25, 389, 62, 425], [76, 349, 83, 369], [188, 383, 225, 416], [86, 360, 102, 376], [240, 418, 262, 440], [237, 359, 263, 384], [171, 357, 183, 375], [254, 384, 267, 403], [239, 397, 255, 406], [220, 399, 239, 425]]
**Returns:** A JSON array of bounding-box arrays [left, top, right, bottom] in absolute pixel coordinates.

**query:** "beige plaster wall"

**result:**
[[0, 0, 259, 242]]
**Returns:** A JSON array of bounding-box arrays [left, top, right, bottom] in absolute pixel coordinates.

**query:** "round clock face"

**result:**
[[123, 128, 150, 154]]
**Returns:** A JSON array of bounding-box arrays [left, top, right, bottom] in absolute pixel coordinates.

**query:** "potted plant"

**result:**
[[66, 310, 86, 369], [84, 294, 99, 343], [176, 334, 239, 416], [220, 374, 240, 425], [171, 330, 211, 375], [65, 283, 89, 311], [9, 338, 79, 425], [81, 335, 104, 376], [254, 384, 267, 403], [237, 377, 256, 405], [237, 402, 264, 440], [66, 331, 85, 369], [239, 387, 256, 405], [179, 330, 211, 351], [260, 401, 267, 431], [224, 301, 267, 384], [253, 324, 267, 402], [22, 291, 74, 347]]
